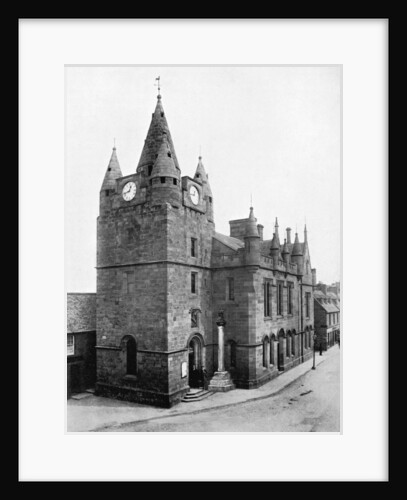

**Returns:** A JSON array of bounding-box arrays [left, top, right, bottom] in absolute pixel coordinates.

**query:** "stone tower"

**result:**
[[95, 93, 215, 407]]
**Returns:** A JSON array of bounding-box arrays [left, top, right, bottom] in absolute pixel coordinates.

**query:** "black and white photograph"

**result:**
[[19, 19, 387, 482], [65, 65, 341, 433]]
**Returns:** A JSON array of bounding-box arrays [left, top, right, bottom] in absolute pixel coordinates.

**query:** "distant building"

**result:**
[[313, 283, 340, 351], [67, 293, 96, 398]]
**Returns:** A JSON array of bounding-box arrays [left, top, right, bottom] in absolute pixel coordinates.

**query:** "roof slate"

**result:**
[[213, 232, 244, 251]]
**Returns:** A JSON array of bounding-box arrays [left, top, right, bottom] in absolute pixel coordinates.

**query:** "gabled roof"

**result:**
[[213, 232, 245, 251], [137, 96, 180, 172], [67, 293, 96, 333], [316, 301, 340, 313]]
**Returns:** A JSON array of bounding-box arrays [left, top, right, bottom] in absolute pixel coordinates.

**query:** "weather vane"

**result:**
[[155, 76, 161, 95]]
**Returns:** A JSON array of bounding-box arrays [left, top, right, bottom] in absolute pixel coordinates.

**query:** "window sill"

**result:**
[[263, 317, 272, 321], [122, 374, 138, 381]]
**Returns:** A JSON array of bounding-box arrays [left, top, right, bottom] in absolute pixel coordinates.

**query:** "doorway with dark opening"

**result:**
[[188, 336, 202, 388]]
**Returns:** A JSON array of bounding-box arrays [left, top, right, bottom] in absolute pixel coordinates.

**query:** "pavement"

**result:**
[[67, 345, 340, 432]]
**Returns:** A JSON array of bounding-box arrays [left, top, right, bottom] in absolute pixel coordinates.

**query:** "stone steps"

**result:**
[[181, 389, 213, 403]]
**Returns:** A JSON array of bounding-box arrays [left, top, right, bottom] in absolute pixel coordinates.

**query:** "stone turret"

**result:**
[[282, 238, 290, 265], [244, 207, 260, 265], [194, 156, 214, 222], [291, 232, 304, 275], [150, 134, 181, 207], [270, 218, 281, 267], [100, 146, 122, 214]]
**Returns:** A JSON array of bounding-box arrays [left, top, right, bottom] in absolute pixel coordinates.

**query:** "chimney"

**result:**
[[286, 227, 292, 245], [311, 268, 317, 286], [257, 224, 264, 241]]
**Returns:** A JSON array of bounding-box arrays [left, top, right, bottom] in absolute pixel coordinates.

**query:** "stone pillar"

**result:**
[[217, 324, 225, 372], [208, 311, 235, 393]]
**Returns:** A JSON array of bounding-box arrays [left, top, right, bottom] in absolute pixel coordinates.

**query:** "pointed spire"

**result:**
[[150, 133, 179, 179], [194, 156, 208, 182], [291, 232, 303, 256], [245, 207, 259, 238], [194, 155, 212, 196], [137, 95, 180, 173], [101, 146, 122, 191], [304, 224, 308, 243], [274, 217, 280, 245]]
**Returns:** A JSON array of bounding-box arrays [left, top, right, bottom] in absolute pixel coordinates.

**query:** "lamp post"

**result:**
[[312, 334, 317, 370]]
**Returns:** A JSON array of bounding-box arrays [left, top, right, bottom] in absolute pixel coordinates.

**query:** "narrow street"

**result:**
[[98, 347, 340, 432]]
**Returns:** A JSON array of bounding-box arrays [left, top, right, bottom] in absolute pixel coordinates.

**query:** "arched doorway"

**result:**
[[188, 336, 202, 388], [278, 329, 285, 371], [121, 335, 137, 376], [270, 334, 276, 367], [263, 336, 270, 367]]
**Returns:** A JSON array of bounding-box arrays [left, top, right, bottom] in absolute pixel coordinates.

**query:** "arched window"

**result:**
[[270, 334, 276, 366], [125, 337, 137, 376], [292, 333, 296, 356], [263, 337, 270, 367]]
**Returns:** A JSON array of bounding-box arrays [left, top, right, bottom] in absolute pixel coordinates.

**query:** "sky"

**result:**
[[65, 65, 341, 292]]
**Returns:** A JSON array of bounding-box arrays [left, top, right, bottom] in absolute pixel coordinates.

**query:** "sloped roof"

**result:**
[[67, 293, 96, 333], [315, 300, 340, 313], [213, 232, 245, 251]]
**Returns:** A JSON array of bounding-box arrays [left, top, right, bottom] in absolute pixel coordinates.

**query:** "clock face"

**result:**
[[122, 181, 137, 201], [189, 185, 199, 205]]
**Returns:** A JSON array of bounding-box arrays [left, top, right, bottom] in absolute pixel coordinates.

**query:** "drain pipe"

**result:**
[[300, 278, 304, 362]]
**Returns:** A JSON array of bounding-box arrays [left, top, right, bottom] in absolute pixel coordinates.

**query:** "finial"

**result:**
[[155, 76, 161, 98], [113, 137, 116, 150], [250, 193, 253, 207]]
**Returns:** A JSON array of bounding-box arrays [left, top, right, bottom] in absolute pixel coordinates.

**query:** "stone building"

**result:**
[[313, 282, 340, 351], [94, 92, 317, 408], [67, 293, 97, 398]]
